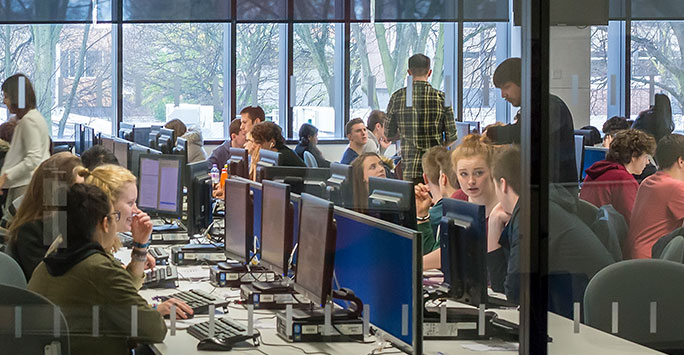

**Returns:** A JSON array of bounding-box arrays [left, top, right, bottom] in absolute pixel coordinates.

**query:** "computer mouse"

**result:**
[[197, 337, 232, 351]]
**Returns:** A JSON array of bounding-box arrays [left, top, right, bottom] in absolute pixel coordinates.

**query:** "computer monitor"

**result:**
[[129, 144, 162, 178], [260, 180, 294, 275], [186, 161, 213, 236], [574, 129, 594, 146], [133, 126, 151, 146], [119, 122, 134, 142], [462, 121, 481, 134], [440, 198, 488, 307], [100, 135, 114, 153], [326, 163, 353, 208], [148, 125, 163, 149], [228, 148, 249, 178], [83, 126, 95, 152], [455, 122, 470, 146], [255, 149, 281, 182], [157, 128, 175, 154], [224, 178, 254, 263], [261, 166, 330, 197], [293, 193, 336, 306], [173, 137, 187, 157], [367, 177, 417, 230], [137, 153, 183, 218], [582, 146, 608, 181], [73, 123, 84, 155], [574, 135, 585, 182], [113, 138, 129, 168]]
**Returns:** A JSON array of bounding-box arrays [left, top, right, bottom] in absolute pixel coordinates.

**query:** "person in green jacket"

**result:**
[[28, 183, 191, 355], [415, 146, 448, 254]]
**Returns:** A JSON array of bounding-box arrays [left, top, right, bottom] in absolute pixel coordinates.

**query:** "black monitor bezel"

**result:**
[[326, 162, 353, 208], [224, 178, 254, 263], [136, 153, 184, 218], [367, 176, 417, 230], [260, 179, 293, 275], [228, 147, 249, 178]]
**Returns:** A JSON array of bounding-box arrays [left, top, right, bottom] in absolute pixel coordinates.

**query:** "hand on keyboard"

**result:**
[[157, 298, 194, 319]]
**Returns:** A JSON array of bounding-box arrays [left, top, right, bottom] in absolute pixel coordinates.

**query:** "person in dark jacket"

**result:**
[[208, 119, 245, 167], [602, 116, 632, 148], [295, 123, 330, 168], [485, 57, 577, 189], [250, 121, 305, 167], [489, 146, 613, 313], [579, 129, 656, 225]]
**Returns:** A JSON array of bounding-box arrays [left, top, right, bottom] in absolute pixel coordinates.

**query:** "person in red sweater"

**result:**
[[627, 134, 684, 259], [579, 129, 656, 225]]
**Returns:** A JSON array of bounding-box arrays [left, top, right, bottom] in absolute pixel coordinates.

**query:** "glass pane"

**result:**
[[631, 0, 684, 20], [122, 23, 225, 140], [463, 0, 508, 21], [123, 0, 230, 21], [295, 0, 343, 21], [630, 21, 684, 129], [349, 22, 442, 120], [0, 0, 112, 22], [590, 25, 609, 129], [463, 22, 498, 125], [237, 0, 287, 21], [236, 24, 280, 123], [293, 23, 336, 139], [374, 0, 456, 21], [0, 24, 114, 139]]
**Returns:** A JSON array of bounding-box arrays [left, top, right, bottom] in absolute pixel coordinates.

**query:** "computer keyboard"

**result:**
[[157, 289, 229, 314], [149, 247, 170, 265], [188, 316, 257, 343]]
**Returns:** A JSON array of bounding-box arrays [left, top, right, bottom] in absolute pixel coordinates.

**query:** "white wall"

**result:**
[[549, 26, 591, 129]]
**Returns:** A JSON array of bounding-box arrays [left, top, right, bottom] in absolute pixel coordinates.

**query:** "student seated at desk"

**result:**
[[80, 145, 119, 170], [28, 184, 192, 355], [6, 152, 84, 281], [350, 152, 388, 212], [579, 129, 656, 225], [627, 134, 684, 259], [251, 121, 305, 168], [414, 146, 448, 255], [489, 145, 613, 306], [422, 135, 500, 271], [77, 164, 158, 285]]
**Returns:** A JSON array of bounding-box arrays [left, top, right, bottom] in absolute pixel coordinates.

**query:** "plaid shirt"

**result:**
[[385, 80, 457, 180]]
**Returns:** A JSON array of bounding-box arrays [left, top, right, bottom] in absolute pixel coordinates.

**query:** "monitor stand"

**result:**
[[252, 280, 293, 293]]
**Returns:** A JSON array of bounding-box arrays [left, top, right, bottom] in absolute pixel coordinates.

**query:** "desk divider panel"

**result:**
[[332, 207, 423, 355]]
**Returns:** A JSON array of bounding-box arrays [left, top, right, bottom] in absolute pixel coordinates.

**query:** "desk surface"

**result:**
[[127, 248, 662, 355]]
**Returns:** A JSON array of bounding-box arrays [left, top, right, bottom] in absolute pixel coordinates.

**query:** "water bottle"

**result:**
[[210, 164, 220, 185]]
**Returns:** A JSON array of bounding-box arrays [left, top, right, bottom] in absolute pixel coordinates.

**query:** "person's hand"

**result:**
[[212, 184, 224, 200], [414, 184, 432, 221], [144, 253, 155, 270], [487, 203, 511, 253], [131, 209, 153, 244], [156, 298, 194, 320], [379, 137, 391, 150], [0, 174, 7, 194]]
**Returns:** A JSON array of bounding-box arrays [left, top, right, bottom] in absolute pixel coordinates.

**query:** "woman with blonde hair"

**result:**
[[6, 152, 84, 281]]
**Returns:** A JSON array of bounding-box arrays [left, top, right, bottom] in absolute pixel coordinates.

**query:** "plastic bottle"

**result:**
[[210, 164, 220, 185], [220, 164, 229, 190]]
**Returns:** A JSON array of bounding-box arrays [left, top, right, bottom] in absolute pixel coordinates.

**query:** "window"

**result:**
[[630, 21, 684, 129], [462, 22, 498, 125], [122, 23, 225, 140], [0, 24, 113, 139], [236, 23, 280, 124], [293, 23, 337, 139], [590, 25, 609, 128], [349, 22, 442, 122]]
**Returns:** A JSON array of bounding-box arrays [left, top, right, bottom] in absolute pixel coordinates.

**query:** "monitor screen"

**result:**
[[101, 136, 114, 153], [440, 198, 488, 307], [260, 180, 293, 275], [293, 193, 335, 305], [225, 179, 253, 263], [137, 154, 183, 217], [367, 177, 417, 230], [113, 138, 129, 168]]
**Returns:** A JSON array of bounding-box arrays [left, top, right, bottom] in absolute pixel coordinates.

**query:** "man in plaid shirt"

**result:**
[[385, 54, 457, 184]]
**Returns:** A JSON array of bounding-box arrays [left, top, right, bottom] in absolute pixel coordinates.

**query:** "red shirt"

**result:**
[[579, 160, 638, 225], [451, 189, 468, 201], [627, 172, 684, 259]]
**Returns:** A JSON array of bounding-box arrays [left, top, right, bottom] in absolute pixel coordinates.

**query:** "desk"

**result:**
[[127, 247, 662, 355]]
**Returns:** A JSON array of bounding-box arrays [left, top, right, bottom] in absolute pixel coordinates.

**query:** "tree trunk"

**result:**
[[31, 24, 62, 135], [352, 24, 378, 109], [58, 24, 90, 137]]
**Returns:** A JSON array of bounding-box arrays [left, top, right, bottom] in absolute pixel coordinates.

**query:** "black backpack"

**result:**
[[631, 93, 674, 143]]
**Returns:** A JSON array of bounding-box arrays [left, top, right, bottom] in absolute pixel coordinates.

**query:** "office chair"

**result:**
[[0, 284, 70, 355], [584, 259, 684, 353], [576, 199, 599, 228], [0, 251, 27, 288], [659, 236, 684, 264], [590, 204, 627, 262], [652, 227, 684, 259], [303, 151, 318, 168]]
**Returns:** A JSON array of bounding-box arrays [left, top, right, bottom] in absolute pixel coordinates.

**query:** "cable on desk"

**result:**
[[258, 335, 334, 355]]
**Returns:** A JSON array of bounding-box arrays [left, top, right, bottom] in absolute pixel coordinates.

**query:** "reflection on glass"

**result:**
[[463, 22, 498, 125]]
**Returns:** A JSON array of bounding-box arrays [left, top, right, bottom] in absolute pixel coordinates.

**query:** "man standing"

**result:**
[[208, 119, 246, 167], [363, 110, 391, 156], [385, 54, 457, 184], [340, 118, 368, 165], [485, 57, 577, 187]]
